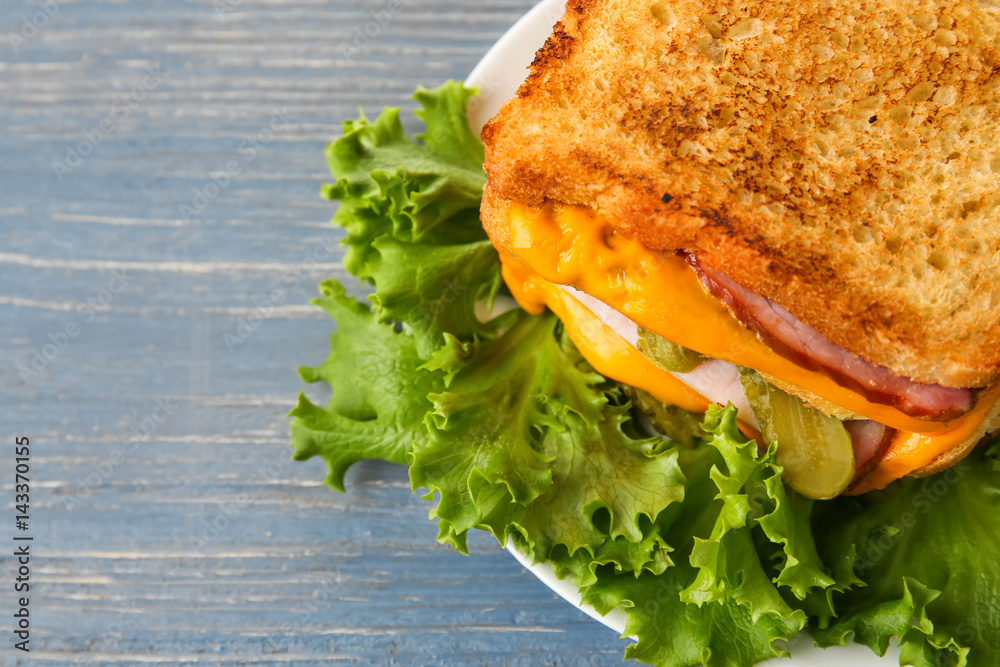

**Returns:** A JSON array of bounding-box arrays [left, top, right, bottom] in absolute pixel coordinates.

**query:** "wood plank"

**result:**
[[0, 0, 633, 664]]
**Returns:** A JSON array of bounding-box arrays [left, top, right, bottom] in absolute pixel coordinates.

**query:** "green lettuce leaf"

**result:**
[[288, 279, 442, 491], [412, 312, 687, 574], [584, 565, 800, 667], [567, 406, 810, 666], [674, 406, 843, 636], [320, 82, 499, 356], [810, 439, 1000, 666]]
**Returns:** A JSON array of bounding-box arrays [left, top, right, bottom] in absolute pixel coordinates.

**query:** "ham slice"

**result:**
[[687, 257, 976, 422], [844, 420, 895, 483]]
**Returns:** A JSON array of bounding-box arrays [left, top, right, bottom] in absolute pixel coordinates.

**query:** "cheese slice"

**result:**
[[850, 387, 1000, 493], [495, 201, 1000, 491]]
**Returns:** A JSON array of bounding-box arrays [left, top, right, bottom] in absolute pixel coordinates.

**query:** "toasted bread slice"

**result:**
[[482, 0, 1000, 389]]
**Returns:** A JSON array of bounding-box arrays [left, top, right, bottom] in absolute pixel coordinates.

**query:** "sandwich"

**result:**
[[479, 0, 1000, 498], [288, 1, 1000, 665]]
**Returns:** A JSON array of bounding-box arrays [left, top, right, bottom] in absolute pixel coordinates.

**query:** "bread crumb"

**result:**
[[700, 14, 724, 39], [906, 81, 936, 102], [913, 12, 938, 32], [933, 29, 958, 46], [650, 1, 677, 29], [728, 17, 764, 41], [810, 43, 836, 60], [697, 35, 727, 64], [932, 86, 958, 108]]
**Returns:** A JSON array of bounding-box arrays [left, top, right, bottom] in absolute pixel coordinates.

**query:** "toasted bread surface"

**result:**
[[481, 0, 1000, 388], [911, 401, 1000, 476]]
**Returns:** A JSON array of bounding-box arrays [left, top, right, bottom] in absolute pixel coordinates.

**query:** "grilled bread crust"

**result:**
[[481, 0, 1000, 389], [912, 403, 1000, 476]]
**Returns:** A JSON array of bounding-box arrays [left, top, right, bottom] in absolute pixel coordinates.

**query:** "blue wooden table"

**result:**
[[0, 1, 629, 664]]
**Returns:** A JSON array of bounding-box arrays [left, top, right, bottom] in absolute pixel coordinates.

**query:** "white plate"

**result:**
[[467, 1, 901, 664]]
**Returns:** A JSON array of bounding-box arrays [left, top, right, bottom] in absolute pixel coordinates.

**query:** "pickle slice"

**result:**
[[738, 368, 855, 499], [637, 326, 707, 374]]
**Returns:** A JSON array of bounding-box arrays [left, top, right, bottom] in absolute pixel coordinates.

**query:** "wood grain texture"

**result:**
[[0, 1, 627, 664]]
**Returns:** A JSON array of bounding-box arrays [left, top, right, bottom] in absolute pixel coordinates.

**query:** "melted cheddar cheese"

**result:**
[[504, 260, 711, 415], [850, 390, 1000, 493], [496, 201, 1000, 490]]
